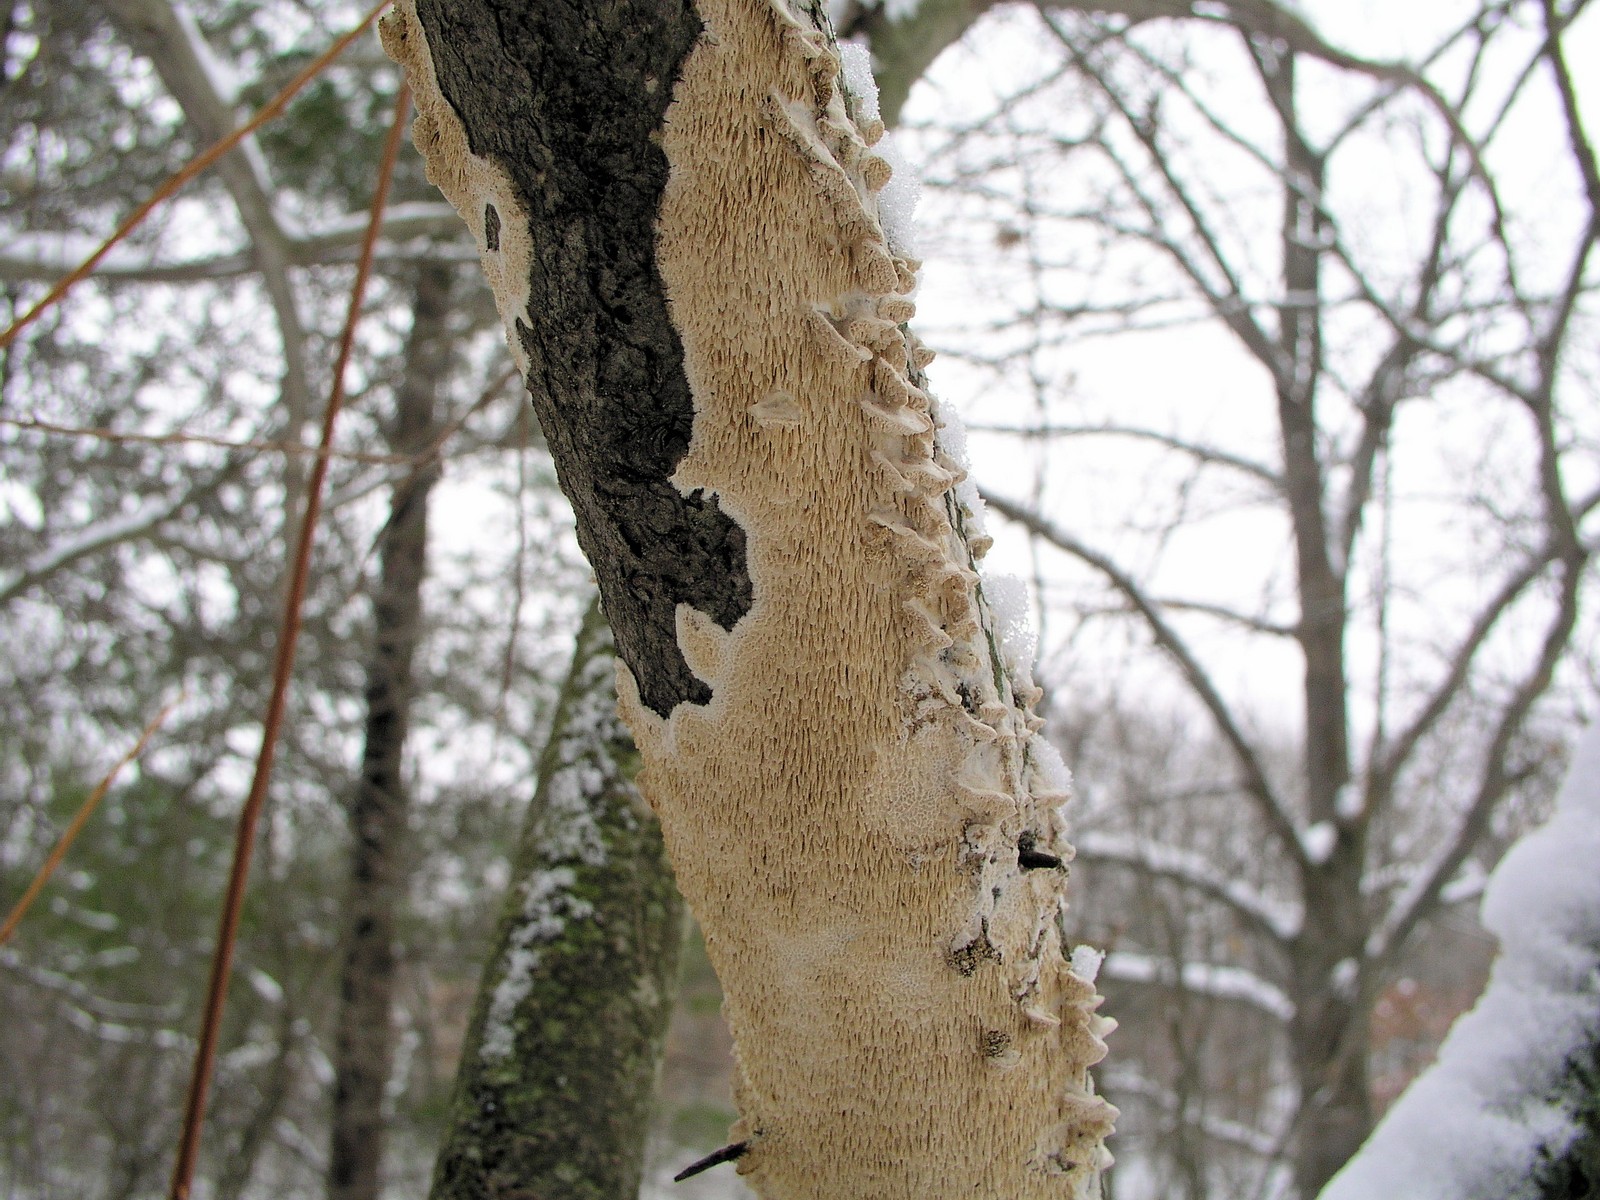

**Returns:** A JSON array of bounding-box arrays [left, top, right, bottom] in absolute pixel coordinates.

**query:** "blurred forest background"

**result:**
[[0, 1, 1595, 1198]]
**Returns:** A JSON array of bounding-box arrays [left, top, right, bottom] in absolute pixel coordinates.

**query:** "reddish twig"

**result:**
[[167, 81, 412, 1200], [0, 0, 392, 353], [0, 697, 182, 948]]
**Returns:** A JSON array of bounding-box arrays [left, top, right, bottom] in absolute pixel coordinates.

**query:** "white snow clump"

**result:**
[[1319, 725, 1600, 1200]]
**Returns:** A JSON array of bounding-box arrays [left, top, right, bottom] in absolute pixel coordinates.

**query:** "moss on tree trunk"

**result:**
[[428, 598, 685, 1200]]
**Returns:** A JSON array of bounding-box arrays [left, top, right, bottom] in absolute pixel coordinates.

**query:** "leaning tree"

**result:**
[[382, 0, 1117, 1195]]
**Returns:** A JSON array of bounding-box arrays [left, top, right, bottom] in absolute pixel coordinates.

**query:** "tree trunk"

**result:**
[[383, 0, 1116, 1195], [1257, 45, 1373, 1198], [427, 597, 685, 1200], [327, 262, 454, 1200]]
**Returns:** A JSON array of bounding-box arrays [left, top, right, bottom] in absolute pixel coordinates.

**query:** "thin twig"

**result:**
[[167, 81, 411, 1200], [0, 0, 392, 352], [0, 697, 182, 947], [3, 363, 520, 474], [0, 414, 414, 464]]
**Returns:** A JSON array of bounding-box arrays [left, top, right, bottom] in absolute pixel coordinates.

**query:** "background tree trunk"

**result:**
[[327, 262, 455, 1200]]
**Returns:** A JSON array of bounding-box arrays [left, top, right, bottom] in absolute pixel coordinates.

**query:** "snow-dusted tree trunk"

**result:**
[[381, 0, 1115, 1195], [428, 598, 684, 1200]]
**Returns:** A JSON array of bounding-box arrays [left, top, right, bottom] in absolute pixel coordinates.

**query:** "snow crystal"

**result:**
[[1071, 944, 1105, 984], [1320, 724, 1600, 1200], [932, 399, 970, 469], [1028, 735, 1071, 798], [1302, 820, 1336, 864], [838, 41, 880, 124], [983, 572, 1037, 677], [874, 134, 921, 256]]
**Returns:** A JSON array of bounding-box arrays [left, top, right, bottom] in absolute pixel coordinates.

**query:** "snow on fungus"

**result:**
[[837, 40, 880, 123], [650, 0, 1109, 1189], [1071, 944, 1105, 985]]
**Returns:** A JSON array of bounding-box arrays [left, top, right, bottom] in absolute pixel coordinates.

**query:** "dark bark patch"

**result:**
[[414, 0, 752, 717], [948, 921, 1002, 976], [482, 202, 499, 251]]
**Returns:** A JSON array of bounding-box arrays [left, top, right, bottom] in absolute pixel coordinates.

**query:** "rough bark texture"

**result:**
[[406, 0, 750, 720], [427, 598, 685, 1200], [327, 263, 453, 1200], [384, 0, 1115, 1195]]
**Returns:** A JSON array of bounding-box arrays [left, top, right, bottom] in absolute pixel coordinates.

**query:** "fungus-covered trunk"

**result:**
[[382, 0, 1115, 1194]]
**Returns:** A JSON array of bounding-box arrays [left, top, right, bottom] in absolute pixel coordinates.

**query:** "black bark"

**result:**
[[413, 0, 751, 719]]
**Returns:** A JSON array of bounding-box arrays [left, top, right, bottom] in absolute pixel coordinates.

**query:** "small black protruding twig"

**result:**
[[673, 1141, 750, 1183], [1019, 847, 1064, 871]]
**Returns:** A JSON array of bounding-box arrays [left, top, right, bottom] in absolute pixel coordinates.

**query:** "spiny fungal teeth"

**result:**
[[861, 154, 893, 192], [869, 450, 918, 493], [878, 297, 916, 324], [853, 242, 901, 295], [871, 360, 929, 410], [844, 315, 901, 352], [1022, 1001, 1062, 1029], [859, 396, 933, 436], [803, 308, 873, 365]]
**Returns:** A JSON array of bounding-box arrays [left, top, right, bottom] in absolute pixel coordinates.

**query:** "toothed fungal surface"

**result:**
[[383, 0, 1115, 1195]]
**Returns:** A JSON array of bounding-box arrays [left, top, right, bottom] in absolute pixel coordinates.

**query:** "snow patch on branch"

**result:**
[[1301, 819, 1336, 864], [538, 651, 626, 868], [1321, 725, 1600, 1200], [480, 867, 594, 1063], [1073, 830, 1302, 941], [1102, 951, 1294, 1022]]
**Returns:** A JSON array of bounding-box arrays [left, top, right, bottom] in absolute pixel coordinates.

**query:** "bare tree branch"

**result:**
[[984, 490, 1308, 866], [1075, 829, 1302, 942], [0, 203, 472, 285], [102, 0, 316, 430], [964, 421, 1283, 487]]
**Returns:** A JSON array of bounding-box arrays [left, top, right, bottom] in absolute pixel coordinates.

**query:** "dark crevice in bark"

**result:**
[[414, 0, 751, 718]]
